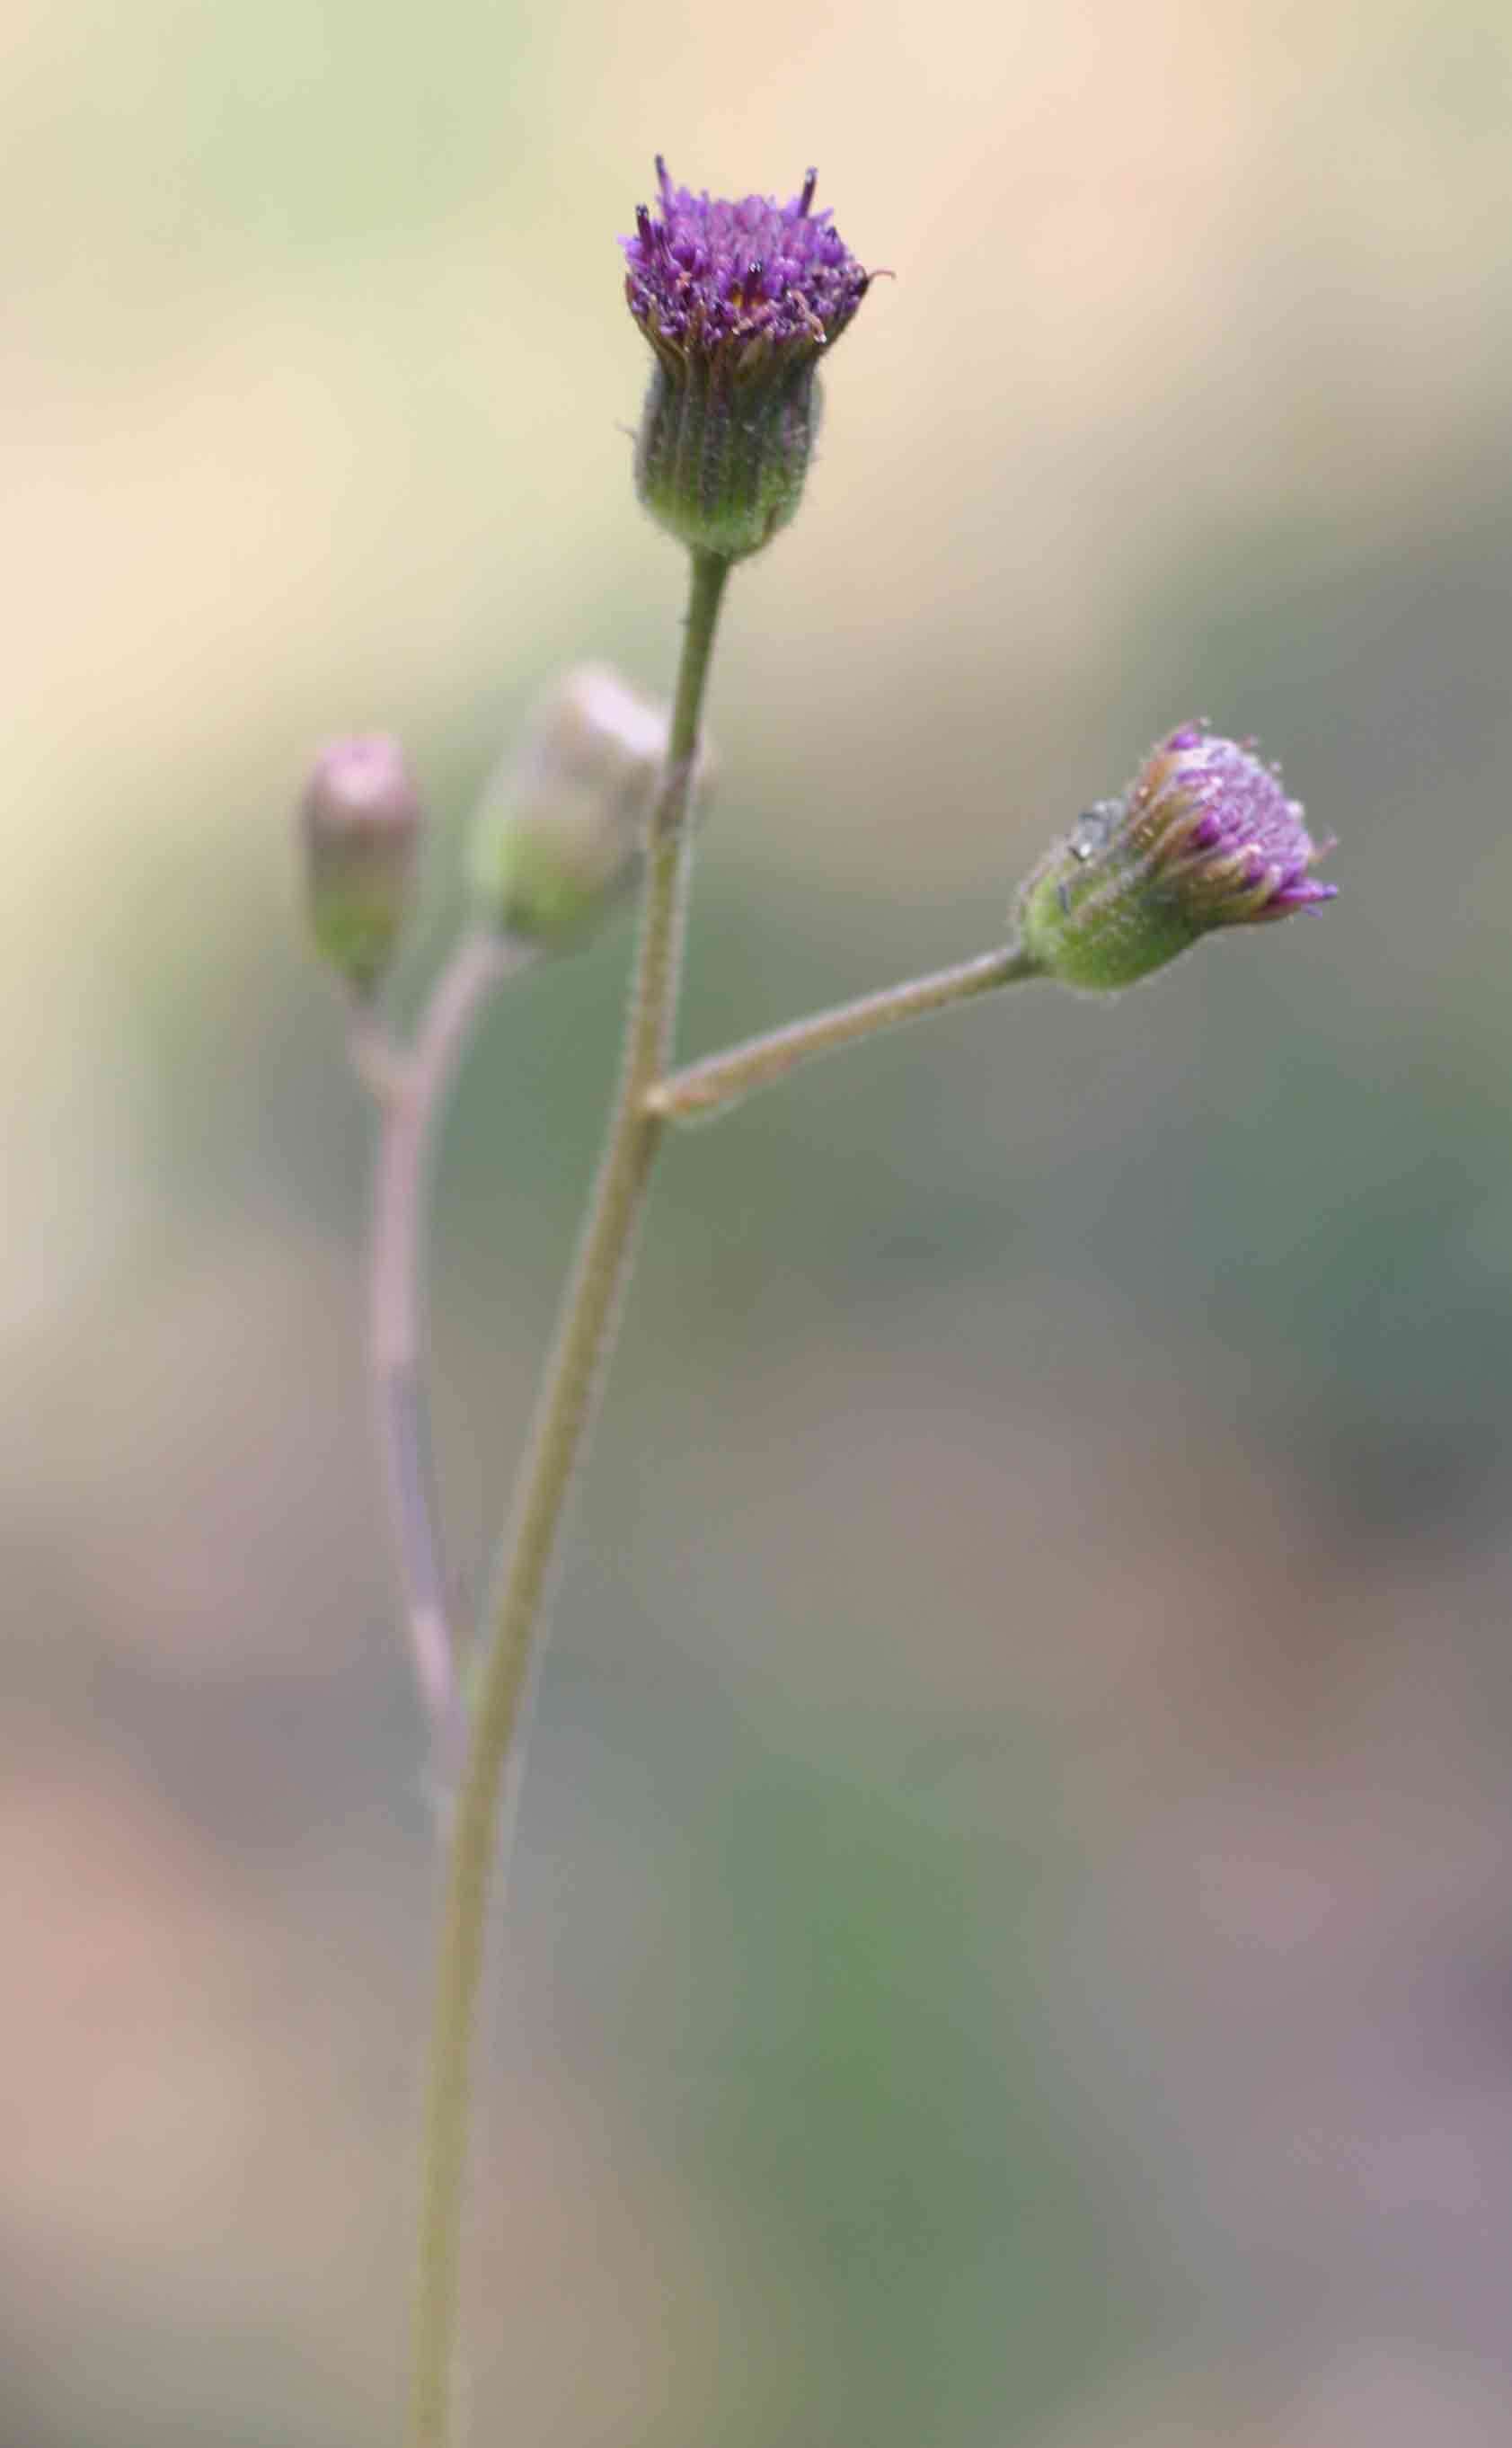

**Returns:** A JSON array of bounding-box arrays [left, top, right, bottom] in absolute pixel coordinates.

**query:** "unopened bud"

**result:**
[[469, 666, 703, 946], [622, 158, 873, 561], [1017, 723, 1337, 990], [300, 734, 424, 995]]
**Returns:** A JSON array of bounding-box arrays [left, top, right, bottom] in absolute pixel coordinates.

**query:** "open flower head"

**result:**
[[1018, 723, 1337, 990], [623, 158, 871, 376], [623, 159, 873, 559]]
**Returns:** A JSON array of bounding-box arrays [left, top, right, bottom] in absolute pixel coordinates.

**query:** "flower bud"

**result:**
[[469, 666, 702, 946], [299, 733, 424, 995], [1017, 723, 1337, 990], [622, 158, 873, 561]]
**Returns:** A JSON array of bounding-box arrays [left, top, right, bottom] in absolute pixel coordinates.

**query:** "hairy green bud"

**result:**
[[469, 667, 705, 946]]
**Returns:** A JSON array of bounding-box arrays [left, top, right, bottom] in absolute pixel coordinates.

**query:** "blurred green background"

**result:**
[[6, 0, 1512, 2440]]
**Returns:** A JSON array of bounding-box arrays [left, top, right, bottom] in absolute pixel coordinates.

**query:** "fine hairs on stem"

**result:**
[[292, 157, 1336, 2448]]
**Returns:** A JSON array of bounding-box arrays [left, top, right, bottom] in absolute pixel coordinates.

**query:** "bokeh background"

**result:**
[[7, 0, 1512, 2440]]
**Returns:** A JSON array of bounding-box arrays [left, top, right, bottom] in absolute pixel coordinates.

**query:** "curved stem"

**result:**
[[364, 931, 536, 1800], [405, 548, 731, 2448], [648, 939, 1041, 1123]]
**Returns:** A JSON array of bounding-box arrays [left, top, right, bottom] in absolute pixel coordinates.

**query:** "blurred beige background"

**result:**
[[6, 0, 1512, 2440]]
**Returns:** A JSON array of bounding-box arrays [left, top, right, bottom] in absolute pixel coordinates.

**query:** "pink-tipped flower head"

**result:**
[[622, 159, 874, 560], [1018, 723, 1336, 989]]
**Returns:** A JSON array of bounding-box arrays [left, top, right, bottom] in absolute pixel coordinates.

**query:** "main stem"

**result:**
[[405, 548, 730, 2448]]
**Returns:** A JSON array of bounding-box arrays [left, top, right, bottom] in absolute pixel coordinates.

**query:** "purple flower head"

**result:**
[[622, 160, 875, 557], [1018, 723, 1336, 990], [623, 159, 871, 374], [1125, 723, 1338, 925]]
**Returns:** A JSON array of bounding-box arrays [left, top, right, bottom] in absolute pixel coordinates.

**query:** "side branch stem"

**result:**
[[365, 931, 534, 1796], [404, 547, 730, 2448], [649, 939, 1041, 1123]]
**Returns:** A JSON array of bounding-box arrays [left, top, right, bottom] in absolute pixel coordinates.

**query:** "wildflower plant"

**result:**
[[296, 160, 1336, 2448]]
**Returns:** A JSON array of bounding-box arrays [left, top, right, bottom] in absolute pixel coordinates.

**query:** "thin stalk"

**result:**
[[649, 939, 1042, 1124], [405, 547, 731, 2448], [362, 931, 536, 1800]]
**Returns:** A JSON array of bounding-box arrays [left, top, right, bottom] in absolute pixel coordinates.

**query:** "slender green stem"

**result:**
[[648, 939, 1042, 1124], [405, 548, 730, 2448]]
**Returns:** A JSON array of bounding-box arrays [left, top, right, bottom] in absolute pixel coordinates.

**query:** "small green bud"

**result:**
[[469, 667, 702, 946], [300, 734, 424, 995], [1017, 723, 1336, 991]]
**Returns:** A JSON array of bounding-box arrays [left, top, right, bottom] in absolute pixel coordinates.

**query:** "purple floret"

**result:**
[[623, 158, 871, 360], [1136, 723, 1337, 924]]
